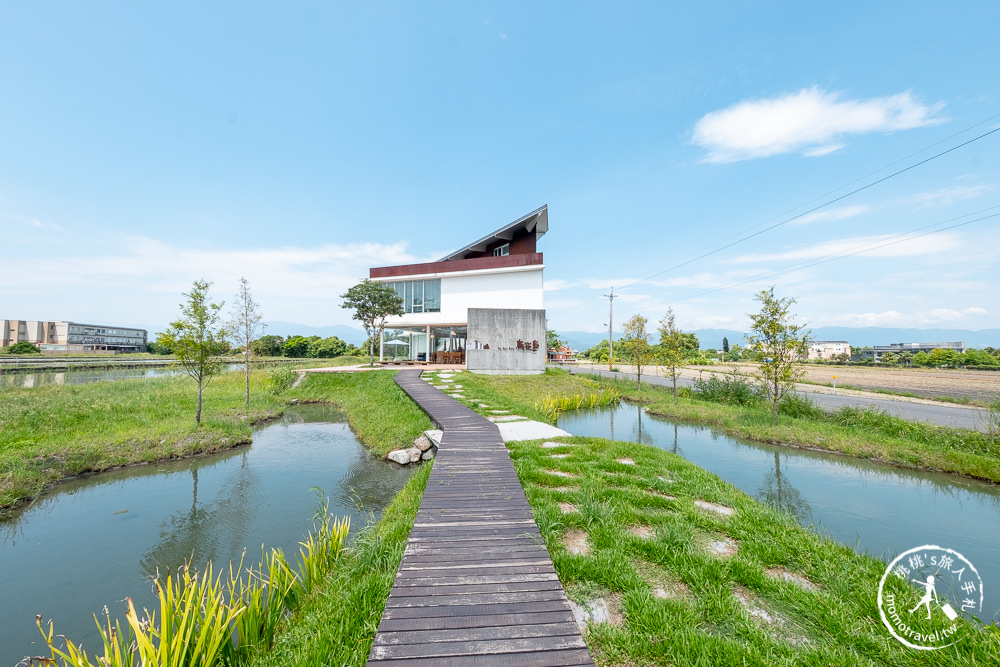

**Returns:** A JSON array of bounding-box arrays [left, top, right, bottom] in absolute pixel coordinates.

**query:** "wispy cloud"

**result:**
[[692, 88, 945, 163], [837, 307, 987, 327], [908, 185, 991, 207], [731, 233, 961, 263], [790, 205, 870, 226]]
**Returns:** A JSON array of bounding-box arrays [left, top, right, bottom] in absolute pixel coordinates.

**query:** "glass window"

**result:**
[[424, 279, 440, 312], [493, 244, 509, 256], [412, 280, 423, 312]]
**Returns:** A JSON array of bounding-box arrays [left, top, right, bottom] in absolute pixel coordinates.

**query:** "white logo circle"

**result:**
[[877, 544, 983, 650]]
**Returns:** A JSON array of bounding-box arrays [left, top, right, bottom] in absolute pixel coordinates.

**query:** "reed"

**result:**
[[534, 388, 621, 421], [28, 510, 350, 667]]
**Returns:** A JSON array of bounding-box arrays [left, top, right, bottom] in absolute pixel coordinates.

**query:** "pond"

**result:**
[[558, 402, 1000, 623], [0, 363, 244, 389], [1, 404, 414, 665]]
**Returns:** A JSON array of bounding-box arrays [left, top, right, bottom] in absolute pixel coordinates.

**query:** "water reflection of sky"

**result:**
[[0, 405, 414, 666], [560, 403, 1000, 622]]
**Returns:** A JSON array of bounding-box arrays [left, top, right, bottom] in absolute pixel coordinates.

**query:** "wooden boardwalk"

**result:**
[[367, 370, 594, 666]]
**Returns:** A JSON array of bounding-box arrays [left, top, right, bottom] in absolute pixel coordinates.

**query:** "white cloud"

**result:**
[[908, 185, 991, 207], [790, 205, 870, 226], [837, 307, 987, 327], [692, 88, 945, 163], [731, 233, 961, 263]]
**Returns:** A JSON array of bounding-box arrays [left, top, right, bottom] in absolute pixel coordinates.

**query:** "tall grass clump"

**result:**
[[692, 374, 761, 406], [29, 510, 350, 667], [266, 366, 299, 394], [534, 388, 621, 421]]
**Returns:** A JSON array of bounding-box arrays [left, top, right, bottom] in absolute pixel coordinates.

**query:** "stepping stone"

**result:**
[[541, 441, 573, 448], [487, 415, 528, 422], [498, 421, 571, 442], [630, 525, 654, 539], [765, 568, 819, 591], [478, 403, 490, 408], [546, 470, 577, 478], [695, 500, 735, 516], [559, 502, 578, 514], [550, 453, 570, 459], [707, 536, 738, 557], [563, 529, 589, 555], [488, 410, 510, 414], [617, 457, 636, 465]]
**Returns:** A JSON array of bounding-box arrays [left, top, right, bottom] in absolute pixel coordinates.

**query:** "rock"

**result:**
[[413, 435, 433, 451], [421, 446, 437, 460], [406, 446, 422, 463], [424, 430, 444, 447], [386, 450, 411, 465]]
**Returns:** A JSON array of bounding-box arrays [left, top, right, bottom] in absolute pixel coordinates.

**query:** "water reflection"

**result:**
[[559, 402, 1000, 622], [0, 404, 414, 666]]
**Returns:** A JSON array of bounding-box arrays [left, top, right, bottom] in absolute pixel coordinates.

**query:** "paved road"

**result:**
[[568, 366, 989, 432]]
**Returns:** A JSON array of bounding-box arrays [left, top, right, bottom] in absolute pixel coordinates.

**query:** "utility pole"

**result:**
[[604, 286, 616, 371]]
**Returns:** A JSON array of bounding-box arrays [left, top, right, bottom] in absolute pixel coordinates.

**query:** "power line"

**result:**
[[548, 113, 1000, 316], [639, 206, 1000, 310]]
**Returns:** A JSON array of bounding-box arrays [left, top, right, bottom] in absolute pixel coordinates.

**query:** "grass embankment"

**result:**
[[0, 357, 365, 514], [586, 374, 1000, 484]]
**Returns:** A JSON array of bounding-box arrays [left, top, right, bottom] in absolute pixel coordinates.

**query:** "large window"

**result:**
[[386, 279, 441, 313]]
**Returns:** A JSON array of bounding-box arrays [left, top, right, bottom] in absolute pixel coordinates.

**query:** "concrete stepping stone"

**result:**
[[695, 500, 735, 516], [487, 414, 528, 422], [541, 441, 573, 448], [498, 421, 571, 442]]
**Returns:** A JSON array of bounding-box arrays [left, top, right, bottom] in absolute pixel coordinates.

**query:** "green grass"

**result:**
[[507, 434, 1000, 665], [586, 375, 1000, 484]]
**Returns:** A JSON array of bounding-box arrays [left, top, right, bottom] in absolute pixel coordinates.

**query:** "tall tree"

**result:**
[[722, 336, 730, 354], [228, 277, 264, 410], [340, 279, 405, 366], [158, 280, 229, 425], [657, 308, 685, 399], [745, 287, 810, 424], [622, 315, 653, 389], [546, 329, 566, 350]]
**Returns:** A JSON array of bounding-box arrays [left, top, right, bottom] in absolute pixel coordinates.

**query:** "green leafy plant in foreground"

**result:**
[[30, 511, 350, 667]]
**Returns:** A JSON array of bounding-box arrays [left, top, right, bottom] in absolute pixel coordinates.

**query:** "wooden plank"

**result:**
[[367, 371, 593, 667]]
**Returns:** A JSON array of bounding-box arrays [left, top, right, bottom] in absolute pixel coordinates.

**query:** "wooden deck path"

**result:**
[[367, 370, 594, 666]]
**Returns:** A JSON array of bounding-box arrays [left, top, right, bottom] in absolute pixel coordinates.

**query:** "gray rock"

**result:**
[[386, 450, 411, 465], [413, 435, 433, 452], [421, 446, 437, 460], [406, 446, 422, 463], [424, 430, 444, 447]]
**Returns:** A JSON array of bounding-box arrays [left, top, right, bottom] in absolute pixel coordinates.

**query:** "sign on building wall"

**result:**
[[466, 308, 546, 375]]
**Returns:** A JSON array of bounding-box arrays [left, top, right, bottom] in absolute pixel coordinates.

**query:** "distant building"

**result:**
[[854, 341, 966, 363], [1, 319, 147, 352], [805, 340, 852, 360], [547, 344, 577, 364]]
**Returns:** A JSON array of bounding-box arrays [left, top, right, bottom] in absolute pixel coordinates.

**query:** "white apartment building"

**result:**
[[2, 319, 148, 352], [805, 340, 852, 360]]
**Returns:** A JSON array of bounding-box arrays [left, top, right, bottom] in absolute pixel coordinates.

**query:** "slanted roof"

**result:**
[[438, 205, 548, 262]]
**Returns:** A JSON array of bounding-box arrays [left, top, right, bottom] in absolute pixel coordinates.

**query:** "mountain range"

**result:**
[[560, 327, 1000, 352]]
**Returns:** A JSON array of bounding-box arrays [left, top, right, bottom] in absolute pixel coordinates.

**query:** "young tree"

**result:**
[[745, 287, 810, 424], [547, 329, 566, 350], [657, 308, 685, 400], [158, 280, 229, 426], [228, 277, 264, 410], [340, 279, 405, 366], [722, 336, 730, 354], [621, 315, 653, 389]]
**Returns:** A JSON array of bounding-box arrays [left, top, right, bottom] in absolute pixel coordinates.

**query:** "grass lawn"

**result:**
[[586, 374, 1000, 484], [0, 357, 370, 515]]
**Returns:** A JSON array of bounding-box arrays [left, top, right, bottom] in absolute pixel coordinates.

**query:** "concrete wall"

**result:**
[[466, 308, 546, 375]]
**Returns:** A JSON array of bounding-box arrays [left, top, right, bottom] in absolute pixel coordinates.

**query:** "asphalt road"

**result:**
[[569, 366, 989, 432]]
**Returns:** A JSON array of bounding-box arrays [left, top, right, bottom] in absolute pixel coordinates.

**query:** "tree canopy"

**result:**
[[745, 287, 809, 424], [340, 279, 405, 366]]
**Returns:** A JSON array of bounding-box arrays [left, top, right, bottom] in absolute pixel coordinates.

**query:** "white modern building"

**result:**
[[369, 206, 548, 373], [804, 340, 852, 360], [2, 319, 147, 352]]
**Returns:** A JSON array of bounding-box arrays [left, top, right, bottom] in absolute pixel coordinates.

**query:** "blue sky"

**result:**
[[2, 2, 999, 336]]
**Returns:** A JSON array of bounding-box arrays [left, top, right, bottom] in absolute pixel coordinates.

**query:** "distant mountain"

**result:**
[[554, 327, 1000, 352], [262, 321, 367, 346]]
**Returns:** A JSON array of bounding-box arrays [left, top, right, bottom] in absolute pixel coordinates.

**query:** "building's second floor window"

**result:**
[[386, 279, 441, 313], [493, 244, 509, 256]]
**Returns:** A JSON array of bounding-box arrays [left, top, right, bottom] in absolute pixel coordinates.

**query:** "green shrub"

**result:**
[[778, 393, 824, 419], [4, 341, 41, 354], [267, 366, 299, 394]]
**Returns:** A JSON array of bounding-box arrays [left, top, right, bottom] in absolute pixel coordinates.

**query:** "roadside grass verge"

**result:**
[[509, 434, 1000, 665], [587, 375, 1000, 484], [247, 465, 431, 667], [291, 370, 433, 457]]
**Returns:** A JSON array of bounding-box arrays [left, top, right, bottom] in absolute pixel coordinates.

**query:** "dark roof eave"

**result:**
[[438, 205, 548, 261]]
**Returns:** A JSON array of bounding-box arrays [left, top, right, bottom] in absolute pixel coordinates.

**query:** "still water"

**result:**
[[0, 364, 243, 389], [559, 402, 1000, 622], [1, 404, 414, 665]]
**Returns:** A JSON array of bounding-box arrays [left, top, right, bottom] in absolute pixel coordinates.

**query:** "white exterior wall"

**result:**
[[378, 266, 544, 327]]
